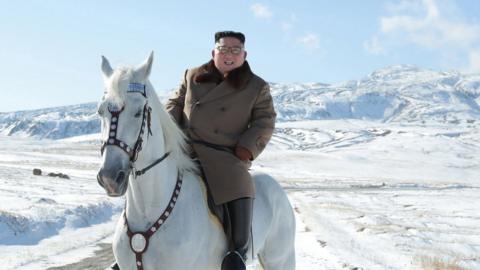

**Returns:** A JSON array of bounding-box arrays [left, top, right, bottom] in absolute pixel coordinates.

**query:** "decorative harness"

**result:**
[[101, 83, 183, 270], [100, 83, 152, 166], [124, 172, 183, 270]]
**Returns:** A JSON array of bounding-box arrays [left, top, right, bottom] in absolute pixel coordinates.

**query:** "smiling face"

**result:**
[[212, 37, 247, 75]]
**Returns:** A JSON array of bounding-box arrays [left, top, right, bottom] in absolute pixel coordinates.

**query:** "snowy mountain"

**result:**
[[0, 103, 100, 139], [1, 65, 479, 139], [271, 65, 480, 124]]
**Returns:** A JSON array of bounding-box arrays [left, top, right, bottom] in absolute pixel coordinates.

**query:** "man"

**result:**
[[166, 31, 276, 270]]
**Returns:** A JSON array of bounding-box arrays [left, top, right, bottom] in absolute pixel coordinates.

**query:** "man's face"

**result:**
[[212, 37, 246, 75]]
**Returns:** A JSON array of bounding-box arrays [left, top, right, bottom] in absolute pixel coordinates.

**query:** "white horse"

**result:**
[[96, 52, 296, 270]]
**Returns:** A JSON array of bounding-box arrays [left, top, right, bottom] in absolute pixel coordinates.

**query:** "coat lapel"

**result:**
[[192, 60, 254, 104]]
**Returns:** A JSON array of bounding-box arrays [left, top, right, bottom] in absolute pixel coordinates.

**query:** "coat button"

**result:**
[[220, 107, 226, 112], [214, 129, 218, 134]]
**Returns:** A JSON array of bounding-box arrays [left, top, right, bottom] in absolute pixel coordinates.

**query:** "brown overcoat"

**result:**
[[165, 60, 276, 205]]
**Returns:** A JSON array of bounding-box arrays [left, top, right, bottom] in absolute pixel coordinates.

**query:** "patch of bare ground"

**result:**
[[47, 243, 114, 270], [415, 256, 467, 270]]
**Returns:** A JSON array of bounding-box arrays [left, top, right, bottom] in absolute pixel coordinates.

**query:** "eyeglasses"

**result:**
[[215, 46, 244, 55]]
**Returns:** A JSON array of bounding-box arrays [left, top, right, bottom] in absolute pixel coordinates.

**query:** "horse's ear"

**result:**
[[101, 55, 113, 78], [136, 51, 154, 79]]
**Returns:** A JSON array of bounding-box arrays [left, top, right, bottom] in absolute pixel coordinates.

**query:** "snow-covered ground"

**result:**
[[0, 136, 123, 269], [1, 119, 479, 269]]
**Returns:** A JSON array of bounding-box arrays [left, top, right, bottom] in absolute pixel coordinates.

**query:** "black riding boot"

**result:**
[[107, 262, 119, 270], [221, 197, 253, 270]]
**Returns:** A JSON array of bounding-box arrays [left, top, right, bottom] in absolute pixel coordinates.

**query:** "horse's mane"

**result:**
[[106, 67, 198, 174], [147, 83, 198, 174]]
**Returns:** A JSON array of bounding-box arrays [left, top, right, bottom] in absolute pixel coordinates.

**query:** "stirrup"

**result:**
[[106, 262, 120, 270], [221, 251, 246, 270]]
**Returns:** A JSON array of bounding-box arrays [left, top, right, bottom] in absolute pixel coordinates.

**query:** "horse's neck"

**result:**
[[125, 158, 178, 231]]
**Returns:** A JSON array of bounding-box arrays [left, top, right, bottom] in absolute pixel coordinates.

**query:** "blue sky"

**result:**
[[1, 0, 480, 112]]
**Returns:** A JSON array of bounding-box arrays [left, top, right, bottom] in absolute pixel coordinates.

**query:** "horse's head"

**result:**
[[96, 52, 155, 197]]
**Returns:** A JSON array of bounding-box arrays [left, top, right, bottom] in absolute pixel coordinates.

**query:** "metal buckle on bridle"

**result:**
[[130, 161, 137, 179]]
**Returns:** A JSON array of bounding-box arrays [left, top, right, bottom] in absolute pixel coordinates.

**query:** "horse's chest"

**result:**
[[112, 181, 226, 269], [113, 225, 198, 268]]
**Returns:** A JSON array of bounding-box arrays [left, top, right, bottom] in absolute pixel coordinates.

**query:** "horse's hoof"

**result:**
[[221, 251, 246, 270]]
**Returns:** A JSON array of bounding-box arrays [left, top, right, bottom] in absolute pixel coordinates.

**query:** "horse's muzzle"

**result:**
[[97, 168, 129, 197]]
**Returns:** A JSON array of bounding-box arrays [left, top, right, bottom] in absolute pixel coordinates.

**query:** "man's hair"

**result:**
[[214, 31, 245, 44]]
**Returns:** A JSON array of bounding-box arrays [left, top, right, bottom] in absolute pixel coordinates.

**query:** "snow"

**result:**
[[254, 120, 480, 269], [0, 136, 123, 269], [1, 65, 479, 269], [1, 116, 479, 269]]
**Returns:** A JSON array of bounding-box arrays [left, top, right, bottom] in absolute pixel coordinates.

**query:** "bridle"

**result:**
[[100, 83, 170, 177], [100, 83, 183, 270], [101, 82, 151, 163]]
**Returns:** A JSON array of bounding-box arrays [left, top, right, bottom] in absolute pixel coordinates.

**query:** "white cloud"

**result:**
[[281, 13, 297, 32], [250, 3, 273, 19], [467, 50, 480, 73], [367, 0, 480, 71], [379, 0, 480, 48], [281, 22, 293, 32], [364, 36, 386, 55], [248, 6, 322, 54], [298, 34, 320, 50]]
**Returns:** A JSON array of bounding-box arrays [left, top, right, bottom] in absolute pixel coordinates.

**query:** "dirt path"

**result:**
[[47, 243, 114, 270]]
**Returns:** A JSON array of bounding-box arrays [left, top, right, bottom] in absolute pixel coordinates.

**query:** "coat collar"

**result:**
[[194, 60, 254, 90]]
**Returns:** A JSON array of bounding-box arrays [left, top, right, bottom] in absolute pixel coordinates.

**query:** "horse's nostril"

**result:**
[[115, 171, 126, 183]]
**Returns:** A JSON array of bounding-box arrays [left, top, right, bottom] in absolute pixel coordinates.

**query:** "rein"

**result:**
[[133, 152, 170, 177]]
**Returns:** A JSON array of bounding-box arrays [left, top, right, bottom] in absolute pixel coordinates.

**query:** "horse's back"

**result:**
[[251, 171, 296, 270], [252, 172, 290, 204], [252, 171, 294, 219]]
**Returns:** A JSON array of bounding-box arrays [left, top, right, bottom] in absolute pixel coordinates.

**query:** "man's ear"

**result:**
[[211, 49, 215, 58], [244, 51, 247, 60]]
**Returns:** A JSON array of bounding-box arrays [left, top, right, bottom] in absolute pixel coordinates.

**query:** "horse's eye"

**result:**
[[134, 110, 142, 118]]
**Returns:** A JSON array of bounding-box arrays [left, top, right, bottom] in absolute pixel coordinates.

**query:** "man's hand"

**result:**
[[235, 146, 252, 161]]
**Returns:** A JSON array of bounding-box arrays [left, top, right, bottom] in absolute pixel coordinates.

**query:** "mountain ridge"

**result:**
[[1, 65, 479, 139]]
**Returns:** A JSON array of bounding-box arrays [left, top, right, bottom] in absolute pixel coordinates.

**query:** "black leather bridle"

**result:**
[[100, 83, 170, 177]]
